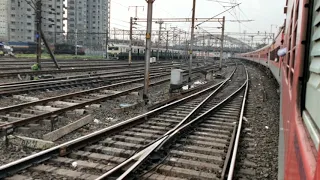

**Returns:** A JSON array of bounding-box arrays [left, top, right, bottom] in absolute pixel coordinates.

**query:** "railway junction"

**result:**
[[0, 0, 319, 180]]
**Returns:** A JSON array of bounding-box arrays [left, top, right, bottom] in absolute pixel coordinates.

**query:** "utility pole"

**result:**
[[36, 0, 42, 69], [128, 6, 144, 18], [219, 16, 225, 70], [143, 0, 154, 104], [202, 34, 205, 59], [129, 17, 133, 64], [156, 20, 163, 62], [189, 0, 196, 84], [270, 24, 277, 43], [166, 30, 169, 60], [249, 35, 254, 48], [106, 0, 110, 59], [54, 11, 57, 45], [75, 0, 78, 57]]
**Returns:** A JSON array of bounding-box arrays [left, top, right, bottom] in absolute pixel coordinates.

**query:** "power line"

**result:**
[[195, 3, 241, 27]]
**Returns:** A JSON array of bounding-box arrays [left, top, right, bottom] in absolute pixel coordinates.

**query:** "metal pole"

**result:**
[[122, 30, 125, 43], [129, 17, 133, 64], [219, 16, 225, 70], [54, 12, 57, 45], [75, 0, 78, 57], [36, 0, 42, 69], [188, 0, 196, 83], [106, 0, 110, 59], [156, 20, 163, 62], [166, 30, 169, 60], [143, 0, 154, 103], [54, 0, 57, 45]]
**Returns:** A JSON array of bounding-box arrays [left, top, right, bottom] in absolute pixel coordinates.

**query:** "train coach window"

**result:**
[[108, 47, 119, 50], [270, 46, 280, 61]]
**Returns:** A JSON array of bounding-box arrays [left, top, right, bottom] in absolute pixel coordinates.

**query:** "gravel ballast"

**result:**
[[235, 60, 280, 180]]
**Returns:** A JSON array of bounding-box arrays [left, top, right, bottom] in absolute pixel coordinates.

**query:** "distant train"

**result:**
[[54, 44, 86, 55], [7, 42, 39, 54], [107, 44, 191, 60]]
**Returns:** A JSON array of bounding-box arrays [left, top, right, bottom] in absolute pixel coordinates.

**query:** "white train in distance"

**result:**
[[106, 44, 230, 61]]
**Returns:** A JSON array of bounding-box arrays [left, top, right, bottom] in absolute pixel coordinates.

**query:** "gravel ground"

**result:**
[[0, 141, 40, 166], [237, 61, 280, 180]]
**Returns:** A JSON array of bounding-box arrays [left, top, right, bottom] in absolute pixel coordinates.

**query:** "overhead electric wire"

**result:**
[[195, 3, 241, 27]]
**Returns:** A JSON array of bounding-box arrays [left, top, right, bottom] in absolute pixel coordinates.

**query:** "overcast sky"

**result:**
[[110, 0, 286, 37]]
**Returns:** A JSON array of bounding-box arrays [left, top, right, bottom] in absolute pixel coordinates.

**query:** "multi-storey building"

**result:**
[[1, 0, 64, 43], [0, 0, 9, 41], [67, 0, 107, 50], [41, 0, 65, 43], [7, 0, 35, 42], [67, 0, 87, 45]]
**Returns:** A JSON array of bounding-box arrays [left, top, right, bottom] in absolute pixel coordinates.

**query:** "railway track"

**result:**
[[0, 62, 218, 97], [0, 70, 170, 97], [96, 62, 248, 180], [0, 64, 221, 139], [0, 62, 177, 78], [0, 62, 242, 179]]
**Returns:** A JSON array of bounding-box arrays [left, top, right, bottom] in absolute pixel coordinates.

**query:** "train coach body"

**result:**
[[236, 0, 320, 179], [107, 44, 188, 61]]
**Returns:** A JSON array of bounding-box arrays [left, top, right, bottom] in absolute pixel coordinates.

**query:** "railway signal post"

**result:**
[[143, 0, 155, 104]]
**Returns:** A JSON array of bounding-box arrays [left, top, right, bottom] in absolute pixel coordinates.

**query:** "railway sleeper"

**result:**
[[29, 164, 98, 180], [49, 157, 114, 174], [194, 127, 231, 136], [173, 144, 225, 156], [146, 120, 176, 127], [192, 131, 230, 139], [120, 131, 161, 140], [156, 165, 217, 180], [165, 156, 221, 173], [130, 127, 165, 135], [69, 150, 126, 165], [111, 134, 152, 145], [150, 117, 181, 123], [142, 172, 186, 180], [84, 145, 135, 158], [179, 138, 227, 150], [100, 138, 143, 150], [186, 134, 230, 144], [170, 150, 224, 164]]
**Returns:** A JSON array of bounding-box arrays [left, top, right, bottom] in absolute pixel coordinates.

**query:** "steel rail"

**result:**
[[0, 63, 175, 77], [88, 79, 232, 180], [0, 72, 168, 96], [226, 64, 249, 180], [0, 76, 229, 178], [0, 64, 216, 113], [163, 62, 237, 136], [0, 75, 167, 132], [0, 65, 219, 134], [0, 67, 170, 88], [96, 64, 248, 180]]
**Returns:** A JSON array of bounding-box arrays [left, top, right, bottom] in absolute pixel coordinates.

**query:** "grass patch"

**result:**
[[15, 53, 106, 60]]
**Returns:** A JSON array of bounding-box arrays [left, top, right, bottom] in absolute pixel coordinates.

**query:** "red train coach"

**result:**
[[236, 0, 320, 179]]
